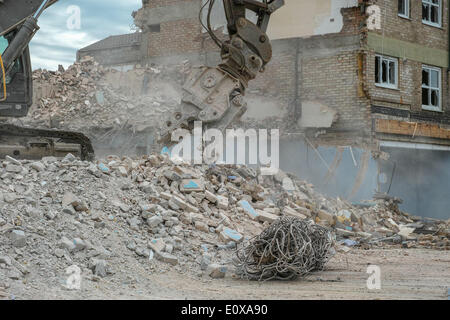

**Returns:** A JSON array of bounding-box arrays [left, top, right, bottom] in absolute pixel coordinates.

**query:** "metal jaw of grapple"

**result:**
[[158, 66, 247, 145]]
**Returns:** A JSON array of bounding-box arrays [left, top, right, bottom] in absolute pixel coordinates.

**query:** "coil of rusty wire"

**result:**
[[235, 216, 334, 281]]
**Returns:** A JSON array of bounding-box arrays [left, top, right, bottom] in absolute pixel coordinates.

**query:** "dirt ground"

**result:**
[[1, 248, 448, 300]]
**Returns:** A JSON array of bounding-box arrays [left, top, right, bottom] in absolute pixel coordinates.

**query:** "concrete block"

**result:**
[[206, 264, 227, 279], [180, 179, 205, 192], [147, 215, 163, 227], [204, 190, 218, 203], [256, 210, 278, 223], [148, 238, 166, 253], [216, 195, 229, 210], [10, 230, 26, 248], [219, 227, 243, 243], [156, 252, 178, 265]]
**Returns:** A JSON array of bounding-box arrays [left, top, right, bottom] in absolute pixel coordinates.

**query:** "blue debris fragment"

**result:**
[[161, 146, 171, 156], [97, 163, 110, 174], [95, 91, 105, 105], [238, 200, 259, 219], [223, 228, 243, 242], [342, 239, 358, 247], [184, 180, 199, 189]]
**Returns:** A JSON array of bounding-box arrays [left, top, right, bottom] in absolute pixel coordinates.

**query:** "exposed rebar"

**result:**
[[235, 216, 334, 281]]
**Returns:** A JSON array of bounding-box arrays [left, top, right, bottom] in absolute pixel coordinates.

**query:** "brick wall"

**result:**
[[249, 40, 297, 105], [78, 46, 142, 67], [366, 0, 450, 128], [144, 0, 195, 9], [369, 0, 448, 51], [147, 18, 202, 57], [302, 50, 370, 132], [341, 7, 367, 35]]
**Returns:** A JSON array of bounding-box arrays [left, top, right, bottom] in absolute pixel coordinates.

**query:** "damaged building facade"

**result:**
[[119, 0, 449, 218], [77, 33, 143, 71]]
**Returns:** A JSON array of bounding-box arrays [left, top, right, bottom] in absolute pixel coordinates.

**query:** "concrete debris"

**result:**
[[206, 264, 227, 279], [155, 252, 179, 266], [8, 58, 190, 157], [0, 256, 12, 266], [256, 210, 278, 223], [0, 153, 449, 293], [89, 258, 108, 278], [9, 230, 26, 248]]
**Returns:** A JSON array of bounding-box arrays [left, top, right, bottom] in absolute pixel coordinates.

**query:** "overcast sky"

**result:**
[[30, 0, 142, 70]]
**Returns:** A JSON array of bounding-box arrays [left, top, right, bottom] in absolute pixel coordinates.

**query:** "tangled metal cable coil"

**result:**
[[235, 216, 334, 281]]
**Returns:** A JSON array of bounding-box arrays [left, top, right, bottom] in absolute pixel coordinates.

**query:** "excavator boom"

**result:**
[[0, 0, 58, 37]]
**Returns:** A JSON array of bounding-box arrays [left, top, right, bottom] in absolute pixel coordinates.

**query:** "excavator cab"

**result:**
[[0, 31, 33, 118]]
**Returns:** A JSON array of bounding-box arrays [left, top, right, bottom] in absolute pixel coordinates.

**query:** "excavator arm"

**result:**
[[158, 0, 284, 142], [0, 0, 58, 74], [0, 0, 57, 110], [0, 0, 94, 160]]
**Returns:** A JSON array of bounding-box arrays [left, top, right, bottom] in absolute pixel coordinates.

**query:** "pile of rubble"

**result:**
[[25, 56, 189, 131], [6, 57, 193, 156], [0, 154, 449, 289]]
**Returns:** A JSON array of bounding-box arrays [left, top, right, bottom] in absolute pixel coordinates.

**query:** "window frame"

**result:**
[[422, 0, 442, 28], [422, 65, 442, 112], [398, 0, 410, 19], [375, 54, 399, 90], [0, 36, 8, 54]]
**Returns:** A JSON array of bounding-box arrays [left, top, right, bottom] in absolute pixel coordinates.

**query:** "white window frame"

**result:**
[[398, 0, 410, 19], [375, 55, 398, 89], [422, 0, 442, 28], [422, 65, 442, 112]]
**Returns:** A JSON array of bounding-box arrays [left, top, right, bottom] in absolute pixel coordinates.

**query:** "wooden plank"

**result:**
[[375, 119, 450, 140]]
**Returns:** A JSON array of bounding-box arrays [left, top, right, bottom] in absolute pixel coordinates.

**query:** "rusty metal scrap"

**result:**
[[235, 216, 334, 281]]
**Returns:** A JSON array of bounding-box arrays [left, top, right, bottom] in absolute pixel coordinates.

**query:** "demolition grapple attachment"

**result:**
[[158, 0, 284, 143]]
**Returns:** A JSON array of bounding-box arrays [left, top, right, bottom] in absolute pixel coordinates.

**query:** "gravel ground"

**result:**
[[1, 248, 448, 300]]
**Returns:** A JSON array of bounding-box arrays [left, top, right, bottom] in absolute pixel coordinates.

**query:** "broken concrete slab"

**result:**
[[206, 264, 227, 279], [216, 195, 229, 210], [5, 164, 22, 173], [148, 238, 166, 253], [61, 192, 79, 208], [219, 227, 243, 243], [204, 190, 218, 204], [179, 179, 205, 192], [155, 252, 178, 266], [239, 200, 259, 220], [10, 230, 26, 248], [283, 206, 308, 220], [256, 210, 279, 223]]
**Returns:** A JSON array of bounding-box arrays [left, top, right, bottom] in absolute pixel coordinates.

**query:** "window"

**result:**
[[422, 0, 441, 27], [0, 36, 8, 54], [149, 24, 160, 33], [398, 0, 409, 18], [375, 55, 398, 89], [422, 65, 441, 111], [0, 35, 22, 85]]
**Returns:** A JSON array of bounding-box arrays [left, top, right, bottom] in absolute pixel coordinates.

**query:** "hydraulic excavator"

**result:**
[[0, 0, 284, 160]]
